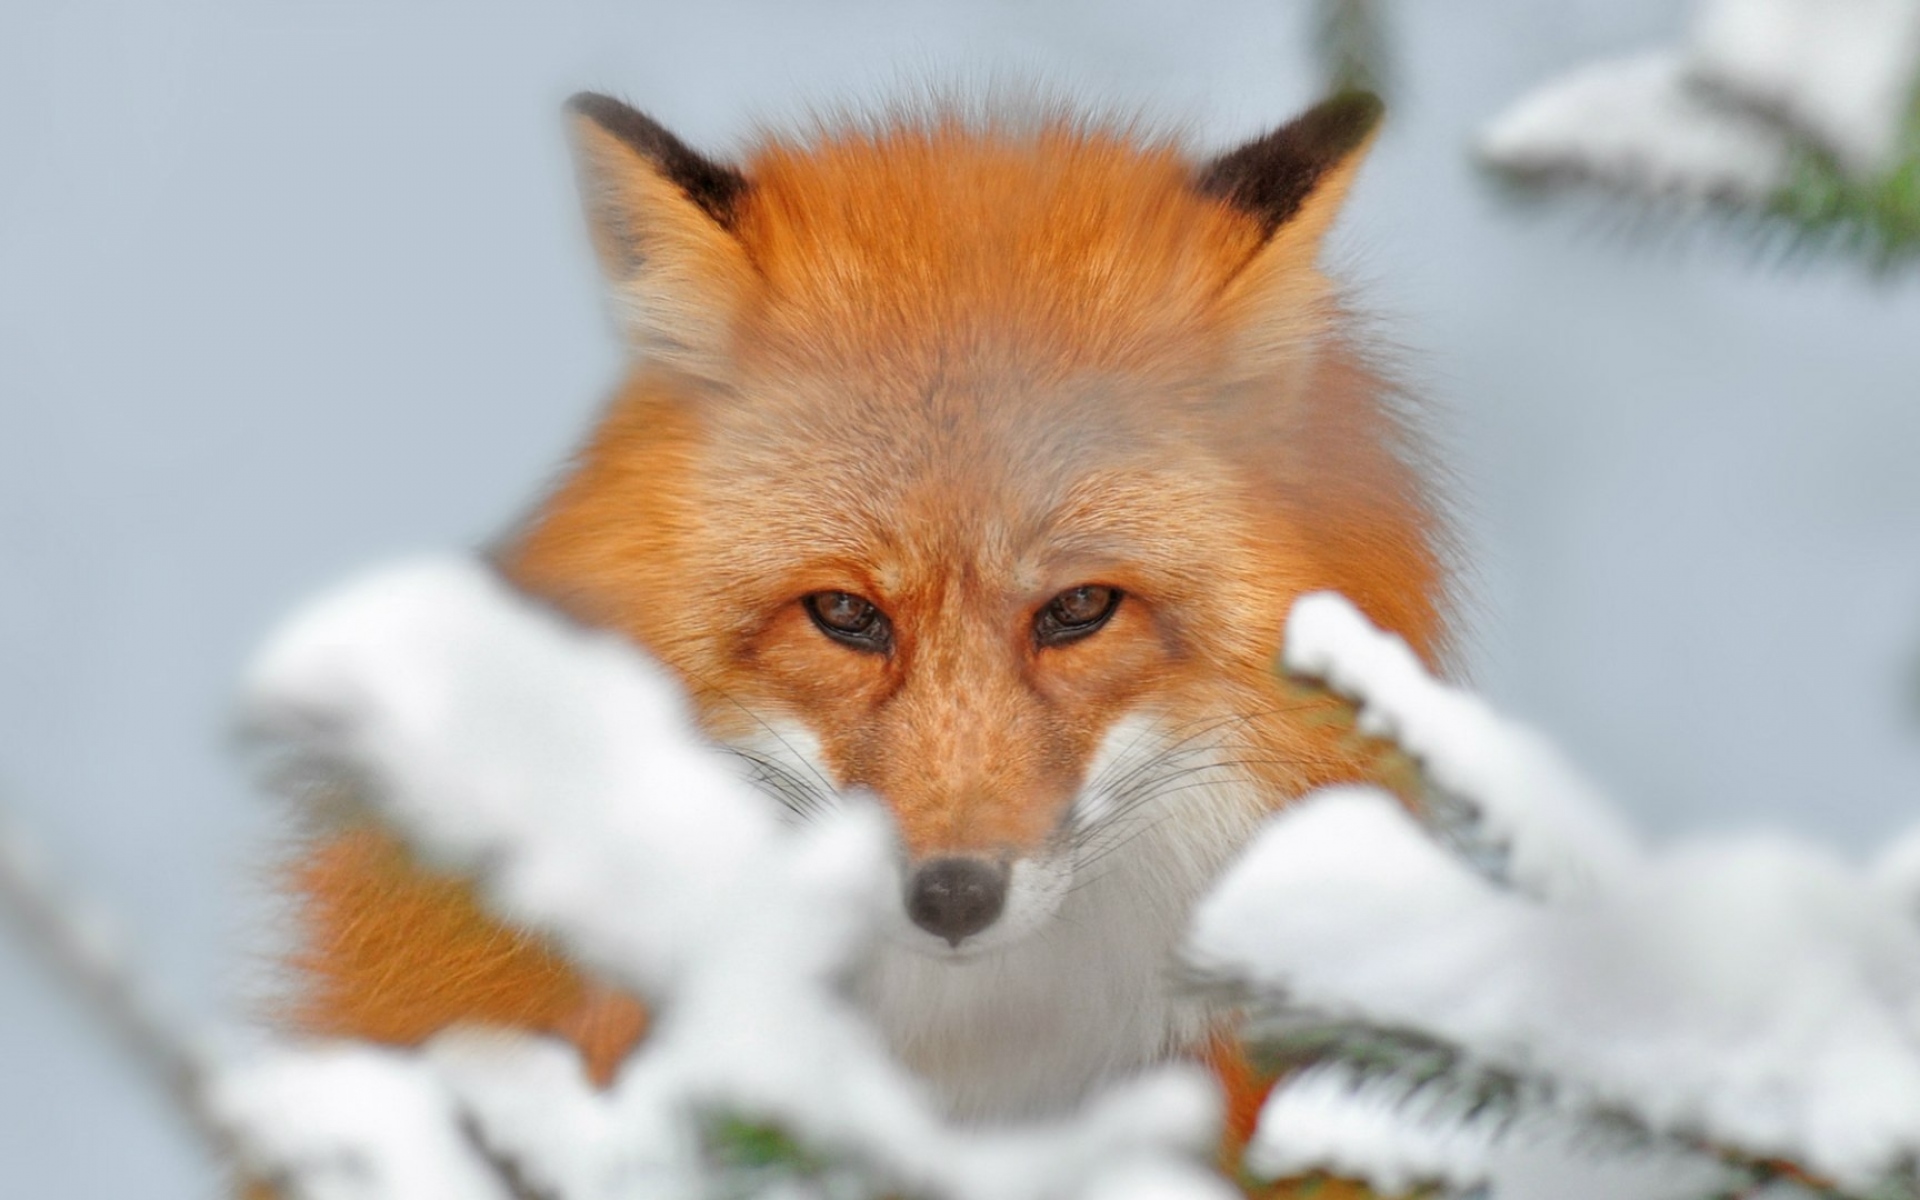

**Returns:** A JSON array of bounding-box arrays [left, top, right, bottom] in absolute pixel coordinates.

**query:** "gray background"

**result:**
[[3, 1, 1916, 1195]]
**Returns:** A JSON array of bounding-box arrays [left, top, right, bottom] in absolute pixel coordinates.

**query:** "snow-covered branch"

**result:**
[[11, 564, 1920, 1200], [1189, 592, 1920, 1200], [225, 558, 1231, 1200], [1690, 0, 1920, 178], [1477, 0, 1920, 266]]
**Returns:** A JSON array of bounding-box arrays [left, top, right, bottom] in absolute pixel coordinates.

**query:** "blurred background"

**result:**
[[2, 1, 1916, 1195]]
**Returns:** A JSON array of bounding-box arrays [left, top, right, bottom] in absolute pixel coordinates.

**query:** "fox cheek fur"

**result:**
[[291, 87, 1447, 1124]]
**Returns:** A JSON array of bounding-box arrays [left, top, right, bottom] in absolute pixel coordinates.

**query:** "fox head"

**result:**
[[505, 92, 1444, 964]]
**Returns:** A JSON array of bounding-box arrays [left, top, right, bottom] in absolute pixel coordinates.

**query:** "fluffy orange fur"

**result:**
[[283, 90, 1446, 1174], [287, 828, 644, 1084]]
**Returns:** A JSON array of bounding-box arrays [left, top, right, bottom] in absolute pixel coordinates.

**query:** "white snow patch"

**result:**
[[1248, 1063, 1500, 1193], [1192, 593, 1920, 1190], [1282, 591, 1640, 899], [240, 555, 794, 999], [1481, 0, 1920, 204], [1692, 0, 1920, 176], [1486, 1122, 1735, 1200], [211, 1044, 510, 1200], [1248, 1056, 1736, 1200], [1195, 787, 1920, 1187], [1873, 823, 1920, 922], [1078, 1157, 1245, 1200], [1477, 50, 1794, 204]]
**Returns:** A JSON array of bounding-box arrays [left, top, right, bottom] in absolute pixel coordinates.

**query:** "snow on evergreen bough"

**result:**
[[1189, 592, 1920, 1200]]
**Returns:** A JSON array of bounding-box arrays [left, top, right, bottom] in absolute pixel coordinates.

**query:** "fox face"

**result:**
[[502, 91, 1445, 1115]]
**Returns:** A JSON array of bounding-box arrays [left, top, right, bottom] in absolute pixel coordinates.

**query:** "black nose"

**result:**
[[906, 857, 1008, 946]]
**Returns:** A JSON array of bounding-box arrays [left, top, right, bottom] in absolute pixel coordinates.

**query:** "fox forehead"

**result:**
[[686, 371, 1252, 613], [730, 119, 1267, 374]]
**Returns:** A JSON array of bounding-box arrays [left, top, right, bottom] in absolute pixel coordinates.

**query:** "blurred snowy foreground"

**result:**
[[1196, 597, 1920, 1200], [8, 556, 1920, 1199], [1478, 0, 1920, 205]]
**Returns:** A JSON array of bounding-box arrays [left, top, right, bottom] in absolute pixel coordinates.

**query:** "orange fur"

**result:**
[[506, 105, 1441, 859], [287, 827, 644, 1085], [281, 91, 1446, 1167]]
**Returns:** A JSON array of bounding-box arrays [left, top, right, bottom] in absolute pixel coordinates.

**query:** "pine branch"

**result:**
[[1183, 592, 1920, 1200], [700, 1113, 902, 1200], [1476, 19, 1920, 274], [1223, 999, 1920, 1200], [1761, 89, 1920, 272]]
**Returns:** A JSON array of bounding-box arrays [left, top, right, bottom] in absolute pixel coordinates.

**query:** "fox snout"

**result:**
[[905, 856, 1010, 946]]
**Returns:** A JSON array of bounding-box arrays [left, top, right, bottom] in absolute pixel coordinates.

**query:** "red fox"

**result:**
[[286, 88, 1445, 1152]]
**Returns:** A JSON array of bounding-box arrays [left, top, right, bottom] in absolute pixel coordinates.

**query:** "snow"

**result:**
[[1477, 49, 1794, 203], [211, 1045, 511, 1200], [1198, 793, 1920, 1187], [1874, 824, 1920, 921], [1480, 0, 1920, 201], [1281, 591, 1641, 900], [1191, 595, 1920, 1192], [239, 555, 791, 998], [1246, 1063, 1501, 1193], [1247, 1063, 1736, 1200], [1077, 1158, 1244, 1200], [25, 555, 1920, 1198], [1691, 0, 1920, 177], [233, 556, 1227, 1200]]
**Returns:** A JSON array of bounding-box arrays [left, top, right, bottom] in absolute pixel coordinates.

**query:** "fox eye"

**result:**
[[1035, 585, 1121, 647], [804, 591, 892, 653]]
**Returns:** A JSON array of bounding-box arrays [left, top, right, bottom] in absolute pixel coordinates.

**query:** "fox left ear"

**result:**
[[566, 93, 757, 378], [1198, 90, 1384, 252]]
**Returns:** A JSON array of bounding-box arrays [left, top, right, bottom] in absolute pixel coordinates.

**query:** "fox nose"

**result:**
[[905, 857, 1008, 946]]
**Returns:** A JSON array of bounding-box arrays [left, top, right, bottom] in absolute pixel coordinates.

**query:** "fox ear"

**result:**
[[566, 93, 756, 377], [1198, 91, 1383, 363], [1199, 90, 1383, 251]]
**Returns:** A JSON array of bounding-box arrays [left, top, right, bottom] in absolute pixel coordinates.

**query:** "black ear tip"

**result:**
[[565, 90, 609, 116], [565, 91, 646, 133], [1196, 90, 1385, 234], [561, 91, 749, 229], [1330, 89, 1386, 121], [1298, 89, 1386, 156]]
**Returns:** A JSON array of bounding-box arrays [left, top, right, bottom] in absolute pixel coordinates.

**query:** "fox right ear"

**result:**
[[565, 93, 756, 378], [1197, 91, 1385, 368]]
